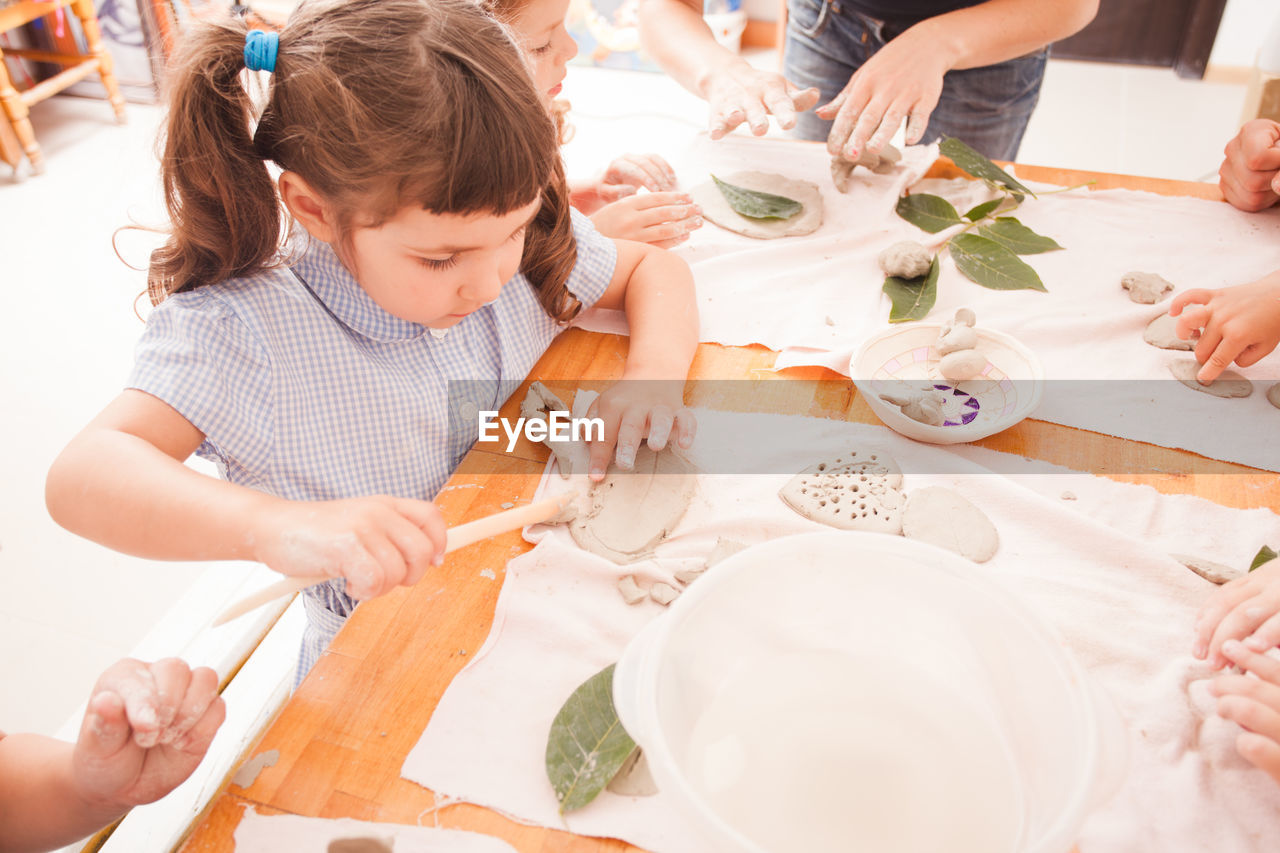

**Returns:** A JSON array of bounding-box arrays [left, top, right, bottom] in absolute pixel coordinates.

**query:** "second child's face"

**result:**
[[344, 199, 542, 329], [508, 0, 578, 101]]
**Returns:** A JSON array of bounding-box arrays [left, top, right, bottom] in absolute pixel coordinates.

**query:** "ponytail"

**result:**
[[147, 18, 281, 303]]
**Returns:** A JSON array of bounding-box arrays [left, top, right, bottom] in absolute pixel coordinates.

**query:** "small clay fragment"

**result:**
[[830, 144, 902, 192], [673, 566, 705, 585], [1121, 271, 1175, 304], [1060, 491, 1077, 501], [649, 582, 680, 606], [328, 839, 394, 853], [880, 388, 946, 426], [779, 452, 906, 534], [877, 241, 932, 279], [617, 575, 646, 605], [1268, 382, 1280, 410], [1168, 360, 1253, 398], [1143, 313, 1194, 351], [901, 487, 998, 563], [607, 748, 659, 797], [938, 349, 987, 381], [1173, 554, 1242, 585]]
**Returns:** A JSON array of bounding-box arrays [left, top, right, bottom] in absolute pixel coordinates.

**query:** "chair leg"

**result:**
[[0, 51, 43, 174], [72, 0, 127, 124]]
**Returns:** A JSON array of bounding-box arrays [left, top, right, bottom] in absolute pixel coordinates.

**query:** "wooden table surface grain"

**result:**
[[176, 163, 1273, 852]]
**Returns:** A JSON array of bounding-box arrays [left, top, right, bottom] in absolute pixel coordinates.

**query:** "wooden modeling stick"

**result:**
[[212, 491, 578, 626]]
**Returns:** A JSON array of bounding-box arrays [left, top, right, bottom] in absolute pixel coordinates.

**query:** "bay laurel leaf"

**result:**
[[963, 199, 1002, 222], [895, 193, 962, 233], [949, 233, 1047, 292], [546, 663, 637, 814], [883, 255, 940, 322], [939, 137, 1034, 197], [711, 174, 803, 220], [1250, 545, 1278, 572], [978, 217, 1064, 254]]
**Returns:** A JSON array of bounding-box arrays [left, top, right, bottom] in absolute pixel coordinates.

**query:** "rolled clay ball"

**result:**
[[878, 241, 933, 279], [938, 349, 986, 381]]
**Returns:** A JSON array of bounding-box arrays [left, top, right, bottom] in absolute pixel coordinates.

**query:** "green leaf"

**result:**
[[1250, 545, 1278, 572], [546, 664, 637, 814], [711, 175, 802, 220], [883, 255, 940, 323], [949, 234, 1047, 292], [895, 194, 963, 233], [939, 137, 1034, 198], [963, 199, 1002, 222], [978, 217, 1064, 254]]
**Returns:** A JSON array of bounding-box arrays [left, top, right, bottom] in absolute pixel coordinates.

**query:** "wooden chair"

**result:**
[[0, 0, 127, 175]]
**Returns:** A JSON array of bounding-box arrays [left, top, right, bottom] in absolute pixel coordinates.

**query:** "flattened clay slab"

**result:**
[[1143, 313, 1194, 351], [691, 171, 824, 239], [1173, 553, 1242, 585], [779, 451, 905, 534], [1121, 271, 1175, 304], [569, 446, 696, 564], [901, 486, 998, 563], [1268, 382, 1280, 410], [1168, 359, 1253, 398]]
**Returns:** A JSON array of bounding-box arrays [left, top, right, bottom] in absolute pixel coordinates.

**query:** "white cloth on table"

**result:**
[[402, 409, 1280, 853], [232, 808, 518, 852]]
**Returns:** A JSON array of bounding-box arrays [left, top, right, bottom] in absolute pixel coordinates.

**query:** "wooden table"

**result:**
[[176, 164, 1275, 852]]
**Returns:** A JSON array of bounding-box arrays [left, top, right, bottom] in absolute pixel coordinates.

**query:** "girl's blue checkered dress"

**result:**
[[128, 210, 616, 682]]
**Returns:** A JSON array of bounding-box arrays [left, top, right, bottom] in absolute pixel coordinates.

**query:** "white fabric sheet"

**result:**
[[232, 808, 518, 852], [402, 409, 1280, 853]]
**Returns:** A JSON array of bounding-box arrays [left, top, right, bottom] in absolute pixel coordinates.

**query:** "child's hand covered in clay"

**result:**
[[1206, 639, 1280, 785], [73, 658, 225, 809], [1193, 557, 1280, 669], [251, 496, 447, 599], [1169, 272, 1280, 384], [585, 385, 696, 480], [1219, 119, 1280, 212], [590, 192, 703, 248]]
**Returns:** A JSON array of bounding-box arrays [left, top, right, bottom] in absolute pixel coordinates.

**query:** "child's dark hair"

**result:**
[[149, 0, 580, 322]]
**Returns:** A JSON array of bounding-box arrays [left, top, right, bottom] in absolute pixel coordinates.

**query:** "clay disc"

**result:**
[[779, 451, 905, 534], [1143, 313, 1194, 351], [691, 171, 823, 239], [901, 486, 999, 563], [1268, 382, 1280, 410], [1168, 360, 1253, 398], [570, 446, 695, 564]]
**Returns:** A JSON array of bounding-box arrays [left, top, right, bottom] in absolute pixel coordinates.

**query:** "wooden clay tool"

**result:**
[[212, 491, 578, 626]]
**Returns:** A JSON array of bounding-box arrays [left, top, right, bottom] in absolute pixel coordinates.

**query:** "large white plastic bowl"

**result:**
[[614, 532, 1124, 853], [851, 323, 1045, 444]]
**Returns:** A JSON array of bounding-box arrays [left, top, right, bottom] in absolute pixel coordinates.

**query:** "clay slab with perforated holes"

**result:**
[[778, 451, 905, 534]]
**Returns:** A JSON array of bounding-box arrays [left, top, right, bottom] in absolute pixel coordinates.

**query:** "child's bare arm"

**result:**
[[0, 659, 224, 853], [46, 391, 446, 599], [586, 239, 699, 479]]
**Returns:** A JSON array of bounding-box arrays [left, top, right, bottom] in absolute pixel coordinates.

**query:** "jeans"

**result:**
[[783, 0, 1048, 161]]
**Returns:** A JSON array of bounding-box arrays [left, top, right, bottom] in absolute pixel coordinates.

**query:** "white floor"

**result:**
[[0, 52, 1248, 739]]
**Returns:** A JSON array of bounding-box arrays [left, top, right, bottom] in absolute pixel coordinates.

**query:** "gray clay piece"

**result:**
[[1268, 382, 1280, 410], [617, 575, 647, 605], [1143, 313, 1194, 351], [831, 144, 901, 192], [649, 582, 681, 606], [877, 241, 933, 279], [1121, 271, 1175, 304], [779, 452, 906, 535], [880, 387, 946, 426], [691, 171, 824, 239], [938, 349, 987, 381], [1173, 553, 1243, 585], [570, 446, 696, 564], [607, 748, 660, 797], [1168, 360, 1253, 398], [901, 486, 999, 563]]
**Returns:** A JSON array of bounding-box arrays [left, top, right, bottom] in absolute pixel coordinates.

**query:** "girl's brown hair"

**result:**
[[149, 0, 580, 322]]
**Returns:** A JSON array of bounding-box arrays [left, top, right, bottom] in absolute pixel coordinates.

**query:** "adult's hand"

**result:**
[[1219, 119, 1280, 212]]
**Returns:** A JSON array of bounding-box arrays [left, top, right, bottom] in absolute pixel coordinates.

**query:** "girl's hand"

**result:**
[[1169, 273, 1280, 384], [251, 496, 447, 599], [71, 658, 225, 810], [1219, 119, 1280, 212], [572, 154, 680, 216], [1208, 639, 1280, 785], [585, 384, 696, 480], [590, 192, 702, 248], [817, 26, 947, 161], [1193, 557, 1280, 669]]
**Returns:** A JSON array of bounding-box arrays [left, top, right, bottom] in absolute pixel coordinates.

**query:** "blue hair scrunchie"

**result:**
[[244, 30, 279, 73]]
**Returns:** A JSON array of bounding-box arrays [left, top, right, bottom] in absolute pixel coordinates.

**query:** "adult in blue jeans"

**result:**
[[638, 0, 1098, 163]]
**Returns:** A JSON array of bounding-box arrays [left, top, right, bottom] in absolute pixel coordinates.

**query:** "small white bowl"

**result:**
[[851, 323, 1044, 444]]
